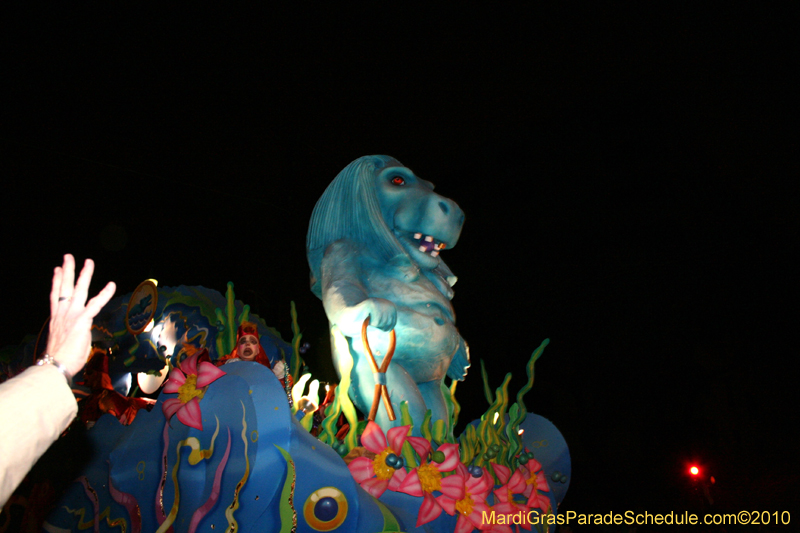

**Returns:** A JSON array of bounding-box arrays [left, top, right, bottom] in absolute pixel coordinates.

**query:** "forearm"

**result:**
[[0, 365, 78, 506]]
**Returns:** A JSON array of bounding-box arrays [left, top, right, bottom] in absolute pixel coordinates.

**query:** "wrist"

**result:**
[[36, 354, 73, 386]]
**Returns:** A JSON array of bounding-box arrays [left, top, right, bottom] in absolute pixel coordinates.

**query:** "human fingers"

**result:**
[[50, 266, 63, 317], [70, 258, 96, 309], [82, 281, 116, 319], [59, 254, 76, 301]]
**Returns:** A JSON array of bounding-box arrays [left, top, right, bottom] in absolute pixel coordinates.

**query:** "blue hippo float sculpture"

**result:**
[[4, 156, 570, 533], [307, 155, 471, 433]]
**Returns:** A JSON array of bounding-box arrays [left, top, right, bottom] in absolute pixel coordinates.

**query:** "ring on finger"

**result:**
[[58, 296, 71, 302]]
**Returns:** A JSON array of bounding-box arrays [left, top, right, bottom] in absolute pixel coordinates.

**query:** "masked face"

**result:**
[[238, 334, 259, 361]]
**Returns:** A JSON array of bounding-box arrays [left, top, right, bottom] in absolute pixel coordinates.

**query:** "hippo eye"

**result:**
[[303, 487, 348, 531], [391, 176, 405, 186]]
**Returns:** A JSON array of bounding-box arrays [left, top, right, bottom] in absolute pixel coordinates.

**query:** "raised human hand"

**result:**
[[46, 254, 116, 377], [271, 359, 286, 378]]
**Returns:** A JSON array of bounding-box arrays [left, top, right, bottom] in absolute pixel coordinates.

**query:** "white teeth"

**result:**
[[434, 243, 442, 250], [424, 235, 433, 242], [414, 233, 422, 239], [419, 245, 427, 252], [431, 251, 439, 257]]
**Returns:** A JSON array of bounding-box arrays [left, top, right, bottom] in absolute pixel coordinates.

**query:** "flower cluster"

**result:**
[[488, 459, 552, 532], [347, 422, 552, 532]]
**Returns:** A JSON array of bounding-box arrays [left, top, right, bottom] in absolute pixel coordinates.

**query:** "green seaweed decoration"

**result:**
[[474, 372, 512, 481], [480, 359, 494, 405], [420, 410, 433, 442], [448, 379, 461, 431], [437, 380, 457, 444], [458, 422, 479, 466], [319, 384, 343, 446], [398, 402, 418, 469], [318, 383, 363, 456], [328, 326, 361, 454], [504, 338, 549, 467], [214, 282, 250, 358], [289, 301, 305, 387], [275, 445, 298, 533], [456, 338, 549, 480]]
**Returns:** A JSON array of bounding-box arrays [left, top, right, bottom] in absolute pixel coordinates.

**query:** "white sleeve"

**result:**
[[0, 365, 78, 506]]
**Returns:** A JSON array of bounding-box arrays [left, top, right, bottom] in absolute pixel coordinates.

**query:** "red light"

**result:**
[[689, 466, 699, 476]]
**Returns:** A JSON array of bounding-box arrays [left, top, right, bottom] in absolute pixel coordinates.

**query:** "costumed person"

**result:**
[[0, 254, 116, 506], [214, 321, 289, 387]]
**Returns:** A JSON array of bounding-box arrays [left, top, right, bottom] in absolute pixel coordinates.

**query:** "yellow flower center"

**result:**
[[417, 463, 442, 494], [526, 471, 537, 486], [455, 493, 474, 516], [177, 374, 205, 404], [372, 449, 395, 481]]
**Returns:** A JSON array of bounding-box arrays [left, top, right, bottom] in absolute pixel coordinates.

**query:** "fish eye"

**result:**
[[390, 176, 405, 186], [303, 487, 348, 530]]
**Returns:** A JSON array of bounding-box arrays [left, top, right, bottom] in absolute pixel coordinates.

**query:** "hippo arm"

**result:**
[[446, 335, 470, 381], [320, 240, 397, 338]]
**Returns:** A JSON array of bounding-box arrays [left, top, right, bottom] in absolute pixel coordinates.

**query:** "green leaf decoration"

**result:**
[[399, 402, 418, 469], [448, 379, 460, 438], [237, 304, 250, 326], [480, 359, 493, 404], [441, 379, 457, 442], [457, 423, 475, 465], [330, 327, 360, 452], [320, 385, 343, 445], [505, 338, 549, 467], [213, 282, 239, 358], [289, 301, 305, 386], [421, 410, 433, 442], [373, 498, 403, 533], [274, 445, 298, 533], [432, 419, 447, 446], [504, 403, 523, 465]]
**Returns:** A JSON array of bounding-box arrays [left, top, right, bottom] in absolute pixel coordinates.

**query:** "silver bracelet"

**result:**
[[36, 353, 73, 386]]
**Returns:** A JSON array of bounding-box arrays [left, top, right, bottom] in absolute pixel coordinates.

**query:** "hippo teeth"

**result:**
[[413, 233, 445, 256]]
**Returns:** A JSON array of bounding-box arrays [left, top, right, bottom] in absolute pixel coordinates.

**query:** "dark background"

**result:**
[[2, 4, 796, 519]]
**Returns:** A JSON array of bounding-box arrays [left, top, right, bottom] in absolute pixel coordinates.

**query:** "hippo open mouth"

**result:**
[[411, 232, 447, 257]]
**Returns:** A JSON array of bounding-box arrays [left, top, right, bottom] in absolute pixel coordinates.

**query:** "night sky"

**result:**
[[2, 5, 796, 518]]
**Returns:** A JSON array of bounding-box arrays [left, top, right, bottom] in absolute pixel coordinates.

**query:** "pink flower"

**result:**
[[397, 439, 464, 527], [519, 459, 551, 513], [491, 463, 533, 531], [347, 422, 411, 498], [161, 352, 225, 431], [436, 463, 493, 533]]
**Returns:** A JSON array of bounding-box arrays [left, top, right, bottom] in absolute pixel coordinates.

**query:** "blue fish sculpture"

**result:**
[[42, 359, 569, 533]]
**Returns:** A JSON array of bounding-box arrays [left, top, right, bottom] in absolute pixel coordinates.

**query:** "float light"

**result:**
[[150, 321, 164, 343], [292, 373, 312, 413], [308, 379, 320, 406], [137, 363, 169, 394]]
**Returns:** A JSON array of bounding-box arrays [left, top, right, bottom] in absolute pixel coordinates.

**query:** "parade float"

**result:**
[[1, 156, 570, 533]]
